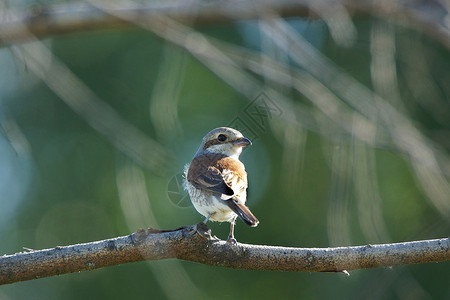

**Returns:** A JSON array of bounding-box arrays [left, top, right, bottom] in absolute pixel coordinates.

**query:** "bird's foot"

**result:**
[[226, 237, 237, 245], [196, 222, 214, 240]]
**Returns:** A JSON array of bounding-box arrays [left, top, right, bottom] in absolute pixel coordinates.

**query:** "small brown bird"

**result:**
[[184, 127, 259, 243]]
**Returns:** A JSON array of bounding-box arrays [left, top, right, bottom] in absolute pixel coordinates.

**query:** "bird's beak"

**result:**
[[233, 137, 252, 147]]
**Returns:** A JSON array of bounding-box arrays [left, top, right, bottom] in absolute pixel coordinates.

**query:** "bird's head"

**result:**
[[194, 127, 252, 159]]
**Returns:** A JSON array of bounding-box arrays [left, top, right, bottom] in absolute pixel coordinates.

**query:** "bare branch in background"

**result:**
[[0, 0, 449, 49], [1, 25, 175, 174], [1, 224, 449, 285], [1, 1, 449, 214]]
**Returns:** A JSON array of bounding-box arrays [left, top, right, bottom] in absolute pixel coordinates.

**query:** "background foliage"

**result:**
[[0, 1, 449, 299]]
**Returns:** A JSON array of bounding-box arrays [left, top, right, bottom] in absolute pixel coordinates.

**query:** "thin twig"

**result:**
[[1, 223, 449, 285]]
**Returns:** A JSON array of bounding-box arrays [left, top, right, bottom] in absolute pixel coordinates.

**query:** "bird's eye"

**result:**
[[217, 134, 227, 142]]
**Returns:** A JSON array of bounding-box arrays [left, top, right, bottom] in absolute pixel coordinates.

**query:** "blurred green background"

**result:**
[[1, 2, 449, 299]]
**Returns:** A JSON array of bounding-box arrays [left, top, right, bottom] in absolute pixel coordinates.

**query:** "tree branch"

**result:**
[[1, 223, 449, 285], [0, 0, 450, 49]]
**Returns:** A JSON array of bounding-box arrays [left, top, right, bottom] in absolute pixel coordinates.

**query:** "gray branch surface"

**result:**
[[1, 223, 449, 285], [0, 0, 450, 49]]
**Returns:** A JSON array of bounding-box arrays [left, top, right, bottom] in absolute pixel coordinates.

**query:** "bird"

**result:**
[[183, 127, 259, 243]]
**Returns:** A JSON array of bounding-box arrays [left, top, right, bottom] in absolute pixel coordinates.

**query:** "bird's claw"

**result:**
[[226, 237, 237, 245], [196, 222, 214, 240]]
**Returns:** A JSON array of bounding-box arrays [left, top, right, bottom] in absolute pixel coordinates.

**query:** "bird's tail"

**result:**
[[226, 199, 259, 227]]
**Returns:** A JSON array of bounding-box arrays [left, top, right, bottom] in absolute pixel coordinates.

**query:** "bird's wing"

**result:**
[[187, 154, 247, 198], [196, 166, 234, 196]]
